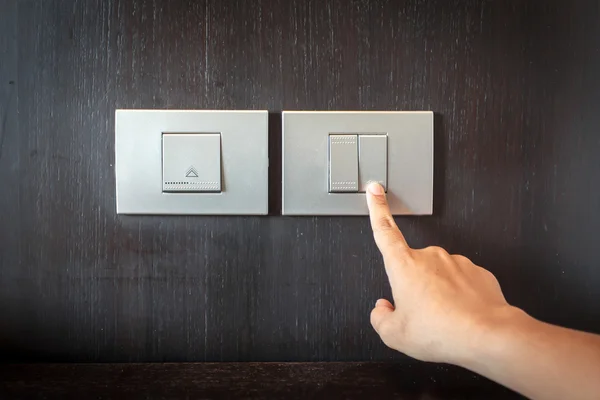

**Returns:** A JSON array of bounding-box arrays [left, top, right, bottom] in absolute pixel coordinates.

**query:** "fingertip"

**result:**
[[366, 183, 386, 208], [367, 182, 385, 196]]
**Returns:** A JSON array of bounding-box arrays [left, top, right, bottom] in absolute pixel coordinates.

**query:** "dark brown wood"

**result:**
[[1, 0, 599, 385], [0, 363, 521, 399]]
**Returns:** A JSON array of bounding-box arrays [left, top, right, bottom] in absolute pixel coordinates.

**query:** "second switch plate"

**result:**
[[282, 111, 433, 216]]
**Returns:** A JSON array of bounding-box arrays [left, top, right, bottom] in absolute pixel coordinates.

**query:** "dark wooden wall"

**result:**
[[1, 0, 599, 365]]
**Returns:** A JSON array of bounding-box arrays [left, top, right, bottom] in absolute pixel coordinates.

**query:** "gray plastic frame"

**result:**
[[282, 111, 434, 216], [115, 110, 269, 215]]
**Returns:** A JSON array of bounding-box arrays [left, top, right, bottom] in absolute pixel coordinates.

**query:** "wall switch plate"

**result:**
[[282, 111, 433, 216], [115, 110, 268, 215]]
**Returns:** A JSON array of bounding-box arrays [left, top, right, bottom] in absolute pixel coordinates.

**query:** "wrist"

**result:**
[[453, 305, 531, 370]]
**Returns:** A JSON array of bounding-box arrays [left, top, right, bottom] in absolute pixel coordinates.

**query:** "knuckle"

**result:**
[[482, 268, 498, 282], [425, 246, 448, 257], [452, 254, 471, 264], [474, 265, 497, 281]]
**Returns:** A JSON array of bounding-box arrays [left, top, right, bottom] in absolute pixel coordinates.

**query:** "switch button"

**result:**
[[359, 134, 387, 192], [162, 133, 221, 192], [329, 134, 358, 192]]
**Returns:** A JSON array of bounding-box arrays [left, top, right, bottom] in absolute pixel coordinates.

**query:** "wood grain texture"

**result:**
[[0, 0, 21, 360], [0, 0, 600, 371], [0, 363, 522, 399]]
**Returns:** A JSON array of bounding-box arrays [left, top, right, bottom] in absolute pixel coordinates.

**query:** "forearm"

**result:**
[[462, 307, 600, 400]]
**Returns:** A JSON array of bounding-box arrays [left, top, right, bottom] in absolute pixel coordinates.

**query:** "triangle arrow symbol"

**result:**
[[185, 167, 199, 178]]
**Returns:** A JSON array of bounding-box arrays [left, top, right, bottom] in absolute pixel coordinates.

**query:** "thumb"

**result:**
[[370, 298, 395, 336]]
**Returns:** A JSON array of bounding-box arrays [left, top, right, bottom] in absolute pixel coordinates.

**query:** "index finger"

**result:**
[[366, 183, 410, 260]]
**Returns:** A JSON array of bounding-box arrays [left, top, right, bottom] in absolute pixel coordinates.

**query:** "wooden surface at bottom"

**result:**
[[0, 362, 521, 399]]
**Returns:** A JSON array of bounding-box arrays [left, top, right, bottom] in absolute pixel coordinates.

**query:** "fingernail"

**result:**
[[367, 182, 384, 195]]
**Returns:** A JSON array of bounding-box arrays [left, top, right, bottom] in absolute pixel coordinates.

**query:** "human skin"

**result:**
[[366, 182, 600, 400]]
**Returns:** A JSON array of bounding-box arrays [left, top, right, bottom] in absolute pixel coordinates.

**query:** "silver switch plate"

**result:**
[[115, 110, 268, 215], [282, 111, 433, 216]]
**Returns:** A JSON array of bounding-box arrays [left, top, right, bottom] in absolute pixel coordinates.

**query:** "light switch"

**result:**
[[115, 110, 268, 215], [282, 111, 433, 215], [358, 134, 387, 192], [329, 134, 358, 192], [163, 133, 221, 192]]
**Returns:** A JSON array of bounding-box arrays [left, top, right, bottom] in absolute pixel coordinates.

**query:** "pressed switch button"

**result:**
[[162, 133, 221, 193], [359, 134, 387, 192], [329, 134, 358, 192]]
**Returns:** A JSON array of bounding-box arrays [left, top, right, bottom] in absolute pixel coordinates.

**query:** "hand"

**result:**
[[366, 183, 600, 399], [366, 182, 517, 365]]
